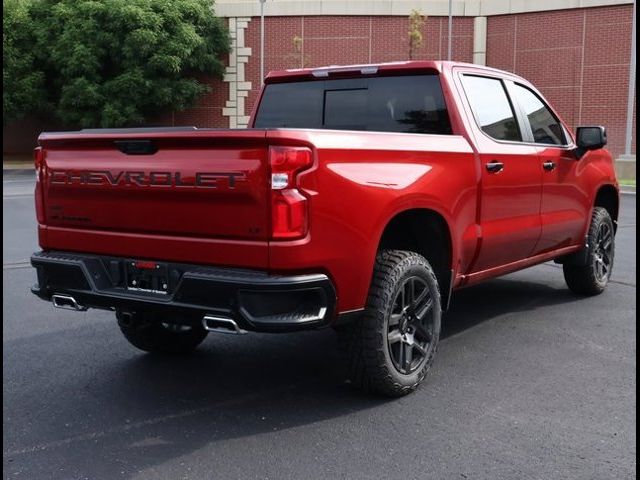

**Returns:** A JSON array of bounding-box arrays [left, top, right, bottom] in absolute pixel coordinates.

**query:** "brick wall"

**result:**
[[487, 4, 635, 158], [238, 15, 474, 124], [151, 14, 474, 132], [185, 7, 636, 158], [3, 6, 635, 159]]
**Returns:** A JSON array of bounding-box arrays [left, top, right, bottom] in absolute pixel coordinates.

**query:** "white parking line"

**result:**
[[3, 262, 31, 270]]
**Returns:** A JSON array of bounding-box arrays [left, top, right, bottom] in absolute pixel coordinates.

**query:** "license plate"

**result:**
[[125, 260, 170, 295]]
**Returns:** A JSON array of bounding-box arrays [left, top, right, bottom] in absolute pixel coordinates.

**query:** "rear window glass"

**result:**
[[254, 75, 452, 135]]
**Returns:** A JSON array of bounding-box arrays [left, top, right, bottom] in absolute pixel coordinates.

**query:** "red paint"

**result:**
[[269, 146, 313, 239], [134, 260, 158, 269], [35, 61, 619, 315]]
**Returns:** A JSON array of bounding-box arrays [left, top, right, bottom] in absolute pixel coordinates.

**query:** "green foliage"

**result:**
[[3, 0, 230, 127], [3, 0, 46, 124], [408, 9, 426, 60]]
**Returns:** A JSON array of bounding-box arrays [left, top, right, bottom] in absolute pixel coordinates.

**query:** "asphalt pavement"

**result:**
[[3, 169, 636, 479]]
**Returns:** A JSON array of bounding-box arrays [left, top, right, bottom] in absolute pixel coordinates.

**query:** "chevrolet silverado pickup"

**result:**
[[31, 61, 619, 396]]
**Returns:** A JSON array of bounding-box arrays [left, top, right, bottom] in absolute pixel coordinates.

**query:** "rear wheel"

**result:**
[[117, 310, 208, 354], [563, 207, 615, 296], [338, 250, 441, 397]]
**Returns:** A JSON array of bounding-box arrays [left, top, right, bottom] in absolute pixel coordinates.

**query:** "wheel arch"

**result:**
[[594, 184, 620, 231], [377, 208, 454, 310]]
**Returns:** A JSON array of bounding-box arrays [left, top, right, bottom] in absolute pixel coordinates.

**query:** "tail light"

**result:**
[[34, 147, 46, 223], [269, 146, 313, 239]]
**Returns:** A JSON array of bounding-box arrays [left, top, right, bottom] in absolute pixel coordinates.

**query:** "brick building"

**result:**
[[3, 0, 636, 172]]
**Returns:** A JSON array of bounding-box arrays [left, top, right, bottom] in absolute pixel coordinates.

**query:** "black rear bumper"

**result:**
[[31, 251, 337, 332]]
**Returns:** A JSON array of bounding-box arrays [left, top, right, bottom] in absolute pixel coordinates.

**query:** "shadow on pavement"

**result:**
[[442, 275, 584, 339], [4, 275, 586, 479]]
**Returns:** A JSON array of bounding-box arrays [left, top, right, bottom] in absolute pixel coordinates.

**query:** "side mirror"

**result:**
[[575, 126, 607, 158]]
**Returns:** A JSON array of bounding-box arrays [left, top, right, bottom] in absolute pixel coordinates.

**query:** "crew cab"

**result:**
[[31, 61, 619, 396]]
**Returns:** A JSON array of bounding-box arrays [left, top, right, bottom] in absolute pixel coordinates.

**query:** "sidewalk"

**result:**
[[3, 159, 33, 177], [3, 156, 33, 170]]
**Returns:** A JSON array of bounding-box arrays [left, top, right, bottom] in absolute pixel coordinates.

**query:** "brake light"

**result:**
[[134, 260, 158, 269], [34, 147, 45, 223], [269, 146, 313, 239]]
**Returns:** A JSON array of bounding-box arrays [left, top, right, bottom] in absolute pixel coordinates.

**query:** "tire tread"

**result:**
[[563, 207, 614, 296], [338, 250, 441, 397]]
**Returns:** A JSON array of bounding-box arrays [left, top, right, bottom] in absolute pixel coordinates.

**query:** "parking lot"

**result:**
[[3, 169, 636, 479]]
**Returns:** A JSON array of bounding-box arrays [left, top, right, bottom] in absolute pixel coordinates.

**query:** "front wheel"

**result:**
[[563, 207, 615, 296], [338, 250, 441, 397], [117, 310, 208, 354]]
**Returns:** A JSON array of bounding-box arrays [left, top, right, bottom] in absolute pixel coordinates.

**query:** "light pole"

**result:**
[[447, 0, 452, 60], [624, 0, 636, 156], [260, 0, 266, 85]]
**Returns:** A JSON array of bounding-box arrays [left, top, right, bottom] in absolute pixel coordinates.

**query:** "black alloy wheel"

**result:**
[[593, 220, 614, 283], [387, 276, 435, 375]]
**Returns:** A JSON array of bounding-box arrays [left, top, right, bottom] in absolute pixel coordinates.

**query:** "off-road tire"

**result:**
[[337, 250, 441, 397], [117, 310, 208, 354], [563, 207, 615, 296]]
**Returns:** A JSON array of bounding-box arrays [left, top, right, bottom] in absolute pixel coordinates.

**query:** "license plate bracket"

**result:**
[[125, 260, 171, 295]]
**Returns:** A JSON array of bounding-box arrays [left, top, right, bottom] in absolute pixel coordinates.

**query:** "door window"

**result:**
[[512, 84, 567, 145], [461, 75, 521, 142]]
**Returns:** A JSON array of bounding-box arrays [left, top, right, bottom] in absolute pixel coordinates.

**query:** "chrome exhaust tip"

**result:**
[[202, 315, 247, 335], [52, 294, 88, 311]]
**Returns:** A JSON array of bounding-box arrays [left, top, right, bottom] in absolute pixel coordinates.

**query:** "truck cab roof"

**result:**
[[264, 60, 529, 85]]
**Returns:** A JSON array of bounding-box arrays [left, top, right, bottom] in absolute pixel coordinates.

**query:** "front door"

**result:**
[[457, 73, 543, 273], [508, 82, 589, 255]]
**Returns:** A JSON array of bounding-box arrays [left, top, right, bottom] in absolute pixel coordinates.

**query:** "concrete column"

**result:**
[[473, 16, 487, 66], [222, 17, 253, 128], [616, 0, 636, 181]]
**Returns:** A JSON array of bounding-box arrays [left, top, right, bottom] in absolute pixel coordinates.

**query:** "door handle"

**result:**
[[543, 161, 556, 171], [485, 161, 504, 173]]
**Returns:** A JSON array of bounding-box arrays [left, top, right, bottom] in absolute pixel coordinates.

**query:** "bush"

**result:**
[[3, 0, 46, 124], [3, 0, 230, 127]]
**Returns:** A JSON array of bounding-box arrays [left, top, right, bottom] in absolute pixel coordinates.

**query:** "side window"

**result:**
[[461, 75, 521, 142], [512, 84, 566, 145]]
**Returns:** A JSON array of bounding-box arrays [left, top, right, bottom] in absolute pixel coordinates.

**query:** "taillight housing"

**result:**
[[269, 146, 313, 239], [34, 147, 45, 224]]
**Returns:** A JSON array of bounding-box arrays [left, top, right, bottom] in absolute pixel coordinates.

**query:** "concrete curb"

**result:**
[[3, 163, 34, 170]]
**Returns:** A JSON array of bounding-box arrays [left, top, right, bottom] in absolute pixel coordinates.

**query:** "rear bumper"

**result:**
[[31, 251, 337, 332]]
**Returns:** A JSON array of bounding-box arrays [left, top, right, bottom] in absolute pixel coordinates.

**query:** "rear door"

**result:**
[[508, 83, 588, 254], [456, 72, 542, 272]]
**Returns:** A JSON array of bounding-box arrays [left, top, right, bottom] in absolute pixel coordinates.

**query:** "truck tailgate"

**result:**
[[37, 129, 271, 268]]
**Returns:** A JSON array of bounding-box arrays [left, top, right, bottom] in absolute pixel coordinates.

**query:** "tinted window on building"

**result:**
[[512, 84, 566, 145], [254, 75, 452, 135], [461, 75, 521, 142]]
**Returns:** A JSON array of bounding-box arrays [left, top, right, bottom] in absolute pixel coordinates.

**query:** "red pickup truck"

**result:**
[[31, 61, 618, 396]]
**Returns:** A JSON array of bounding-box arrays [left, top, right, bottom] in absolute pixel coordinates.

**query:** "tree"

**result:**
[[285, 35, 310, 68], [408, 9, 426, 60], [4, 0, 230, 127], [3, 0, 46, 124]]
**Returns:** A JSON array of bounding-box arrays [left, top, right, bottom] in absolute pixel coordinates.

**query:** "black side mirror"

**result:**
[[575, 126, 607, 158]]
